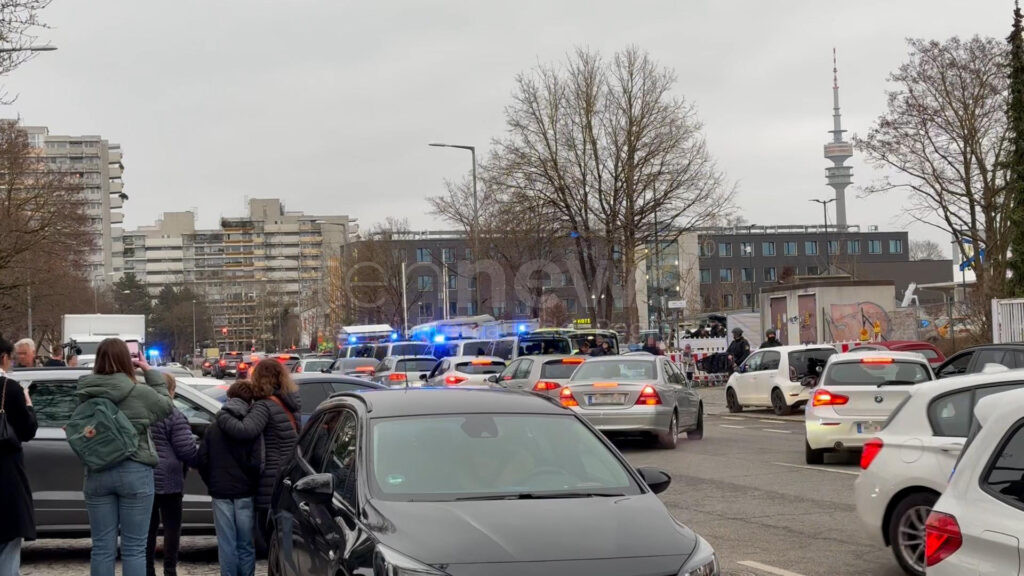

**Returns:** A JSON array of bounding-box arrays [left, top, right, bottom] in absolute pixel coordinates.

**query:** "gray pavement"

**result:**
[[21, 387, 901, 576]]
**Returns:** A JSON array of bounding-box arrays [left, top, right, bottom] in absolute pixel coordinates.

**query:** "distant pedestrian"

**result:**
[[146, 373, 198, 576], [215, 360, 300, 554], [75, 338, 174, 576], [681, 344, 696, 381], [67, 355, 79, 368], [12, 340, 34, 369], [43, 347, 66, 367], [726, 328, 751, 370], [197, 380, 261, 576], [641, 336, 663, 356], [0, 335, 38, 576], [761, 329, 782, 348], [578, 341, 592, 355]]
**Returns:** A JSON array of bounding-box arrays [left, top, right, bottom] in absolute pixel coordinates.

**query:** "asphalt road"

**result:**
[[20, 387, 904, 576]]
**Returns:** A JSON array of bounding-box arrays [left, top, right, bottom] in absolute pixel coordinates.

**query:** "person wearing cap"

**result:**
[[726, 327, 751, 369], [761, 329, 782, 348]]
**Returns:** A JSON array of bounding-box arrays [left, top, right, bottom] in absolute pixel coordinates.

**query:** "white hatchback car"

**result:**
[[926, 387, 1024, 575], [805, 352, 933, 465], [725, 345, 837, 415], [854, 371, 1024, 576]]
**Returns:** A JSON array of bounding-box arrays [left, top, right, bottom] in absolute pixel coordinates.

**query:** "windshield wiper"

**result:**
[[454, 491, 625, 501], [876, 380, 919, 387]]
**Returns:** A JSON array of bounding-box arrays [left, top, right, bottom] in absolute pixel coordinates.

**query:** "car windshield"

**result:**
[[822, 361, 931, 386], [223, 353, 243, 361], [454, 361, 505, 374], [540, 360, 581, 379], [788, 349, 837, 378], [302, 360, 333, 372], [396, 358, 437, 372], [461, 341, 492, 356], [570, 360, 656, 381], [391, 343, 430, 356], [518, 338, 572, 356], [369, 413, 638, 501]]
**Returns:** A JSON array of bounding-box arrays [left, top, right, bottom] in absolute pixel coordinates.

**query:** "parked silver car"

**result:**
[[559, 356, 704, 449], [422, 355, 507, 387], [491, 354, 586, 398], [14, 368, 220, 536], [374, 355, 439, 387]]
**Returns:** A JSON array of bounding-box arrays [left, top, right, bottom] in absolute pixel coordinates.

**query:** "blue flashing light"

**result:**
[[147, 348, 160, 357], [348, 335, 358, 344], [517, 324, 527, 333], [433, 334, 446, 343], [390, 332, 399, 341]]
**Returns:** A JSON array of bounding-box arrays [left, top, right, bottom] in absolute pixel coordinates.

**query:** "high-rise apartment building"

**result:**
[[23, 125, 126, 284]]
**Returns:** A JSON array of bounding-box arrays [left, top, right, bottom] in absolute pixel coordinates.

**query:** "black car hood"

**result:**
[[366, 494, 695, 568]]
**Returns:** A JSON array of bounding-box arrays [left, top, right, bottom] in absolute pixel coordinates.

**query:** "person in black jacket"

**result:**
[[215, 360, 300, 555], [197, 380, 261, 576], [726, 328, 751, 370], [761, 329, 783, 348], [0, 335, 38, 576]]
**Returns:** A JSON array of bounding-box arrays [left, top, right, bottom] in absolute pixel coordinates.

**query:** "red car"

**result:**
[[852, 340, 945, 367]]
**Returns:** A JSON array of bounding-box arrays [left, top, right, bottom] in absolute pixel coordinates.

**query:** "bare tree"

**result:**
[[857, 37, 1010, 330], [348, 218, 424, 325], [0, 0, 52, 102], [484, 47, 731, 338], [909, 239, 946, 261]]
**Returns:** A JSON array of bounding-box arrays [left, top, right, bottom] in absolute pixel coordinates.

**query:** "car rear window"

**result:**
[[432, 342, 459, 359], [913, 349, 940, 360], [455, 361, 506, 374], [396, 359, 437, 372], [461, 341, 492, 356], [23, 380, 79, 427], [392, 343, 430, 356], [571, 360, 656, 381], [788, 349, 837, 378], [223, 353, 243, 361], [303, 360, 334, 372], [540, 360, 580, 379], [823, 360, 931, 386], [518, 338, 572, 356]]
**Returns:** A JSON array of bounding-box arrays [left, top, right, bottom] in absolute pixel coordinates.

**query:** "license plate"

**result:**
[[857, 422, 882, 434], [586, 393, 627, 406]]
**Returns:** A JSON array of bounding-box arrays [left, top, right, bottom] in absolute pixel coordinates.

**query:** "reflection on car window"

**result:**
[[929, 390, 972, 437], [25, 380, 78, 427], [173, 395, 212, 424], [939, 352, 973, 376], [325, 411, 359, 507], [983, 420, 1024, 510], [571, 360, 656, 381]]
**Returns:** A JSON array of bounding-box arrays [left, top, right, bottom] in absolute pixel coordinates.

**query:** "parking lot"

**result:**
[[20, 388, 900, 576]]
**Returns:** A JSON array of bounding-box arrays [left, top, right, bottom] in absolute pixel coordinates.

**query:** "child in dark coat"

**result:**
[[196, 380, 262, 576]]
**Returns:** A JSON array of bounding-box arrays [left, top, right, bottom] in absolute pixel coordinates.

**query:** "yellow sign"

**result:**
[[859, 328, 870, 342], [873, 321, 882, 334]]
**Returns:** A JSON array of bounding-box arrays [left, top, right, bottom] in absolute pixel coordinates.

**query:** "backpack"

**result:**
[[66, 382, 139, 472]]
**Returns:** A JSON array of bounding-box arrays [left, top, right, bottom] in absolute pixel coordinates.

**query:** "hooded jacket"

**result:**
[[151, 408, 198, 494], [76, 369, 174, 467], [197, 398, 262, 500], [215, 390, 300, 508]]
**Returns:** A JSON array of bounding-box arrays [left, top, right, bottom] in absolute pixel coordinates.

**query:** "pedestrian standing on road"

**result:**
[[76, 338, 174, 576], [0, 335, 38, 576], [215, 360, 300, 555], [641, 336, 663, 356], [726, 328, 751, 371], [761, 329, 782, 348], [43, 347, 66, 367], [146, 373, 198, 576], [196, 380, 261, 576], [12, 340, 34, 369], [681, 344, 696, 382]]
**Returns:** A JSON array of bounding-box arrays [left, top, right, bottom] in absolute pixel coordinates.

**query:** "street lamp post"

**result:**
[[810, 199, 835, 274], [192, 299, 197, 362], [0, 45, 56, 53], [429, 142, 479, 315]]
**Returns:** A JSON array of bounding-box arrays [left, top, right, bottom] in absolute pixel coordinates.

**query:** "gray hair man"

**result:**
[[13, 338, 35, 368]]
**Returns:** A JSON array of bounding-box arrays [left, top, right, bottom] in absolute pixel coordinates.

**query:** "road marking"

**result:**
[[719, 424, 746, 429], [721, 416, 745, 421], [762, 429, 792, 434], [771, 462, 860, 476], [759, 419, 785, 423], [737, 560, 808, 576]]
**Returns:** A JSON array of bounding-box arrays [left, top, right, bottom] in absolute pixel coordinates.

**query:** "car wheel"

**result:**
[[687, 404, 704, 440], [267, 525, 282, 576], [771, 388, 792, 416], [888, 492, 938, 576], [805, 439, 826, 465], [726, 388, 742, 413], [656, 412, 679, 449]]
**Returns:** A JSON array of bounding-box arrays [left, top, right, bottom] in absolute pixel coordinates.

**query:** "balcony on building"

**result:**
[[110, 212, 124, 225], [108, 164, 123, 179], [110, 180, 124, 194]]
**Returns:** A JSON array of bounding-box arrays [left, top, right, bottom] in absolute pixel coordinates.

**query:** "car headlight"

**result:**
[[679, 536, 719, 576], [374, 544, 449, 576]]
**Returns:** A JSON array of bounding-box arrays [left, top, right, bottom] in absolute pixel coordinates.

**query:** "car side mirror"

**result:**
[[636, 467, 672, 495], [737, 364, 746, 373], [419, 373, 428, 381], [486, 374, 499, 383], [294, 473, 334, 502]]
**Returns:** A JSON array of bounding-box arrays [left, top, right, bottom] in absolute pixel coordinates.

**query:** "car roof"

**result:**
[[522, 354, 575, 362], [334, 388, 567, 418], [905, 370, 1024, 403], [959, 342, 1024, 352], [583, 355, 656, 363], [292, 372, 386, 388], [382, 355, 438, 362], [974, 386, 1024, 428], [10, 367, 92, 379], [861, 340, 937, 348], [829, 350, 931, 363]]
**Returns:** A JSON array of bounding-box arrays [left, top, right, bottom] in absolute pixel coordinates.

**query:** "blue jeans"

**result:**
[[84, 460, 155, 576], [0, 538, 21, 576], [212, 498, 255, 576]]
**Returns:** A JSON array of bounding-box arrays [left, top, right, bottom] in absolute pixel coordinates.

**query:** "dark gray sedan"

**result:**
[[559, 356, 704, 449]]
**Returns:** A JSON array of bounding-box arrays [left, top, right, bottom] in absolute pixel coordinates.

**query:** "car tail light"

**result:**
[[562, 357, 585, 364], [789, 366, 799, 382], [237, 362, 249, 372], [295, 365, 303, 373], [925, 511, 962, 567], [861, 438, 883, 470], [444, 374, 467, 386], [470, 359, 492, 365], [559, 387, 578, 407], [533, 381, 561, 392], [812, 389, 849, 407], [355, 366, 376, 375], [860, 357, 894, 364], [389, 373, 408, 382], [636, 385, 662, 406], [219, 360, 227, 367]]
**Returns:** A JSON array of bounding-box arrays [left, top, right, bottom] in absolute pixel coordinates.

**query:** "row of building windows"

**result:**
[[415, 247, 474, 263], [700, 265, 832, 284], [703, 239, 902, 258]]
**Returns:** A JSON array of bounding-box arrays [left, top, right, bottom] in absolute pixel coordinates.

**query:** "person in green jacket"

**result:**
[[77, 338, 173, 576]]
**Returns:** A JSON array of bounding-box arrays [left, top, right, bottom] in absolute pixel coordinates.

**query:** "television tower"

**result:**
[[824, 48, 853, 228]]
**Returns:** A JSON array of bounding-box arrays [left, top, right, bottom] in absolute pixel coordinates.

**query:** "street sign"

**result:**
[[667, 300, 686, 309]]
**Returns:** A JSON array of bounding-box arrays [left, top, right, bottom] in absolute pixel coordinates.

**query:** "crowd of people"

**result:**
[[0, 335, 301, 576]]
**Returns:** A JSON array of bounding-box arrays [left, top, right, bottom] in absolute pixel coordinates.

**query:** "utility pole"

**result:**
[[26, 285, 32, 341], [810, 198, 835, 274], [429, 143, 480, 315], [401, 261, 409, 337]]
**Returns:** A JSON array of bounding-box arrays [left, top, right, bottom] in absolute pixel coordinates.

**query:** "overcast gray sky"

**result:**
[[5, 0, 1010, 252]]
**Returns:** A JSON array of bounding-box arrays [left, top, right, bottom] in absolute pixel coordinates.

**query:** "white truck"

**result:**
[[62, 314, 146, 367]]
